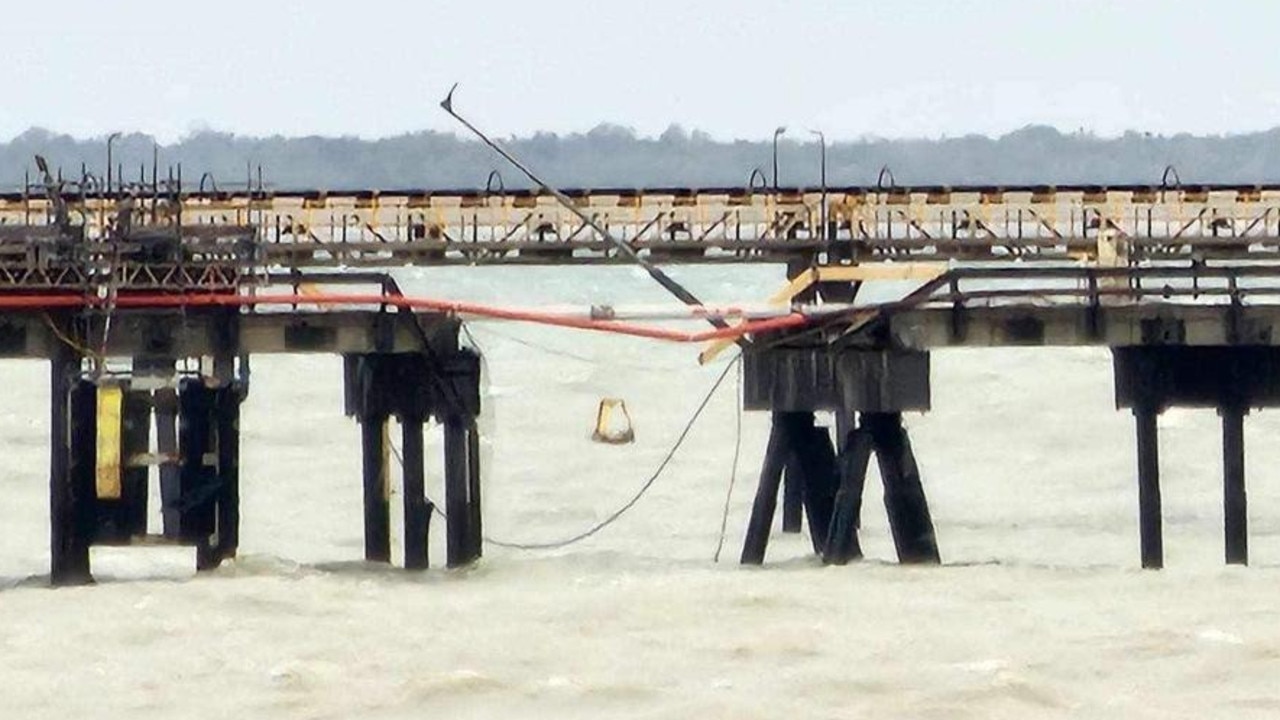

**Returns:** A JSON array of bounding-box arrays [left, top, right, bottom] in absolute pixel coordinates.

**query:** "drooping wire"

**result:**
[[458, 322, 492, 382], [486, 352, 741, 550], [42, 313, 102, 361], [465, 322, 595, 363], [712, 356, 744, 562], [387, 352, 742, 551], [96, 242, 123, 379], [439, 84, 734, 335], [465, 322, 710, 373]]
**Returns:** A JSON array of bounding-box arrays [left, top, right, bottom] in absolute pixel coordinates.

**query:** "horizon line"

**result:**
[[5, 123, 1280, 147]]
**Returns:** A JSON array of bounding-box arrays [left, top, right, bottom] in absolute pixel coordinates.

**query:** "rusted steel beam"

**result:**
[[1134, 404, 1163, 570], [49, 349, 93, 586], [443, 415, 473, 568], [402, 415, 429, 570], [1222, 403, 1248, 566], [360, 415, 391, 563], [793, 422, 839, 555], [741, 413, 790, 565], [466, 420, 483, 561], [864, 412, 940, 565], [824, 426, 873, 565]]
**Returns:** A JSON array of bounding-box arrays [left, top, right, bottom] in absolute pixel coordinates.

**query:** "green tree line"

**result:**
[[5, 124, 1280, 191]]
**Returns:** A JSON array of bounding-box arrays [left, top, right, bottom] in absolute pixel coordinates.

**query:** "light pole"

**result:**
[[106, 131, 122, 195], [809, 129, 827, 240], [772, 126, 787, 193]]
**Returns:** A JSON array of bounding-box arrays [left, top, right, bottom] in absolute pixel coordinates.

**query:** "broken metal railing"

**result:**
[[803, 262, 1280, 345]]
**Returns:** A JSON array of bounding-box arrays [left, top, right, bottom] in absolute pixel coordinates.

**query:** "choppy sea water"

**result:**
[[1, 266, 1279, 718]]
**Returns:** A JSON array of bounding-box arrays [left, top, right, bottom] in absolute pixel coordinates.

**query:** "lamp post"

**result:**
[[772, 126, 787, 193], [809, 129, 827, 240], [106, 132, 122, 196]]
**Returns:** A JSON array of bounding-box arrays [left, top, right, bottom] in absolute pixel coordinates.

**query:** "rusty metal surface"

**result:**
[[14, 161, 1280, 371], [743, 348, 930, 412], [9, 177, 1280, 277], [0, 308, 456, 359], [784, 263, 1280, 351]]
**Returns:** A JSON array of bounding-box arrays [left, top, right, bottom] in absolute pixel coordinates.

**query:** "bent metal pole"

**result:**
[[439, 84, 742, 343]]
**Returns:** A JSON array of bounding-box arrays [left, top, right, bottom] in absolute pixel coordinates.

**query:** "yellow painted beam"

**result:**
[[766, 268, 818, 306], [95, 384, 123, 500], [697, 335, 735, 365], [697, 328, 746, 365], [814, 262, 948, 283], [697, 262, 949, 365], [766, 262, 949, 307], [699, 267, 816, 365]]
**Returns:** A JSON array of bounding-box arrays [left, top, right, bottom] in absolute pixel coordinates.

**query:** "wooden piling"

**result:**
[[835, 410, 856, 453], [740, 416, 789, 564], [179, 380, 221, 571], [1221, 403, 1247, 566], [780, 413, 804, 534], [1134, 405, 1163, 570], [50, 355, 93, 586], [70, 381, 98, 572], [119, 390, 151, 538], [401, 416, 429, 570], [793, 422, 838, 555], [466, 420, 483, 560], [444, 416, 472, 567], [781, 465, 803, 533], [49, 353, 73, 583], [865, 412, 940, 564], [824, 427, 873, 564], [213, 386, 242, 563], [360, 414, 392, 563], [155, 385, 181, 539]]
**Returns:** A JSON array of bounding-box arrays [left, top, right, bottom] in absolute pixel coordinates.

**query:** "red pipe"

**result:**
[[10, 291, 811, 343]]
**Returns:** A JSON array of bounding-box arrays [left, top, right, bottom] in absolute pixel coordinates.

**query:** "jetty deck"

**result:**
[[7, 168, 1280, 582]]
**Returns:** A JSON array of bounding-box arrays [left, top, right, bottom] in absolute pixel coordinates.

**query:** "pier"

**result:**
[[8, 163, 1280, 583]]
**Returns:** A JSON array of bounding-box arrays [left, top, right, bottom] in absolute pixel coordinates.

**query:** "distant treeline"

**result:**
[[5, 124, 1280, 191]]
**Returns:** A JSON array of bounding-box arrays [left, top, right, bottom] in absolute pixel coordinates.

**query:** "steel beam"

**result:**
[[466, 421, 483, 561], [741, 416, 790, 565], [401, 416, 429, 570], [864, 412, 940, 565], [1134, 405, 1164, 570], [1222, 404, 1248, 565], [443, 416, 471, 568], [824, 427, 873, 565], [50, 355, 93, 586], [360, 415, 391, 563]]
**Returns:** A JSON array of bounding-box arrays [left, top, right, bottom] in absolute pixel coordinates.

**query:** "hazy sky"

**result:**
[[5, 1, 1279, 142]]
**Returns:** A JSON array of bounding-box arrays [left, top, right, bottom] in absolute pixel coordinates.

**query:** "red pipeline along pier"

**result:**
[[7, 164, 1280, 584]]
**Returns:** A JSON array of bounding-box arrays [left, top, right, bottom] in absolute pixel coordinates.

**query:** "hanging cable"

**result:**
[[465, 322, 710, 373], [388, 353, 742, 551], [458, 322, 491, 371], [95, 241, 122, 379], [439, 84, 745, 346], [712, 357, 744, 562], [472, 323, 601, 364], [486, 352, 740, 550], [42, 313, 102, 361]]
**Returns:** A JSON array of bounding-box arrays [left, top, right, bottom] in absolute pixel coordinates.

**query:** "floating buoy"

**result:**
[[592, 398, 635, 444]]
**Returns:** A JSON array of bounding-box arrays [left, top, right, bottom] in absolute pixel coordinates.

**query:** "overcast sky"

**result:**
[[5, 1, 1279, 142]]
